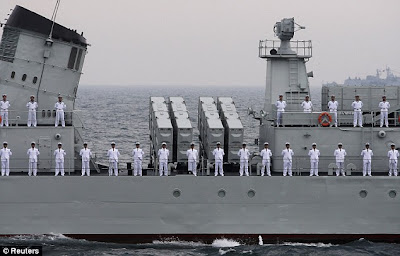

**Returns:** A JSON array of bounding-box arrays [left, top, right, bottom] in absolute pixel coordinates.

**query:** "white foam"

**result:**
[[152, 240, 205, 247], [282, 242, 336, 248], [258, 235, 263, 245], [219, 248, 236, 255], [212, 238, 241, 248]]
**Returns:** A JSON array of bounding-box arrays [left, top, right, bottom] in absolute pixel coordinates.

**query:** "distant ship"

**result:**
[[325, 67, 400, 86]]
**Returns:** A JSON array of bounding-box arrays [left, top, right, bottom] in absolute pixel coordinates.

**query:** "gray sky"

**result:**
[[1, 0, 400, 87]]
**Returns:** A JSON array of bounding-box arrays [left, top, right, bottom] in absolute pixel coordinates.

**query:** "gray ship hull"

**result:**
[[0, 176, 399, 244]]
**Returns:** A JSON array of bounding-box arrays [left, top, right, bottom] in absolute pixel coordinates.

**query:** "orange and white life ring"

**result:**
[[318, 112, 332, 127]]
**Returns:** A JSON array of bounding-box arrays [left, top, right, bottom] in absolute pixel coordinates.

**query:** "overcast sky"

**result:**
[[1, 0, 400, 87]]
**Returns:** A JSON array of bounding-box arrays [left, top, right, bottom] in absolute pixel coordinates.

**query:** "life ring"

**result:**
[[318, 112, 332, 127]]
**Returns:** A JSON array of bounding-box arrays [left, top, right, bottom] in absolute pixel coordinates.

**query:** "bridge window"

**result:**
[[22, 74, 27, 81], [67, 47, 78, 69], [74, 49, 83, 70], [33, 76, 38, 84], [10, 71, 15, 79]]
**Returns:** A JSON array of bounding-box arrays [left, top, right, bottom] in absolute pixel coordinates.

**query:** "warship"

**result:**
[[0, 5, 399, 244]]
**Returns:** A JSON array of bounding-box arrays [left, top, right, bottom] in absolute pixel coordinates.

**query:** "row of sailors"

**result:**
[[0, 94, 67, 127], [275, 94, 391, 128], [0, 140, 398, 177]]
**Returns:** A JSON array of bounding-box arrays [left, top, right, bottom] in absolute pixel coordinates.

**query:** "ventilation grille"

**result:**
[[0, 27, 20, 63]]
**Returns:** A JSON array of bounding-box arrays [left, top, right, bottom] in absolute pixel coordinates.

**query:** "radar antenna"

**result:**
[[273, 18, 305, 54], [46, 0, 61, 46]]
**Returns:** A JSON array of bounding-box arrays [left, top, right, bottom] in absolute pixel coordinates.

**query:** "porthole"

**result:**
[[218, 189, 226, 198], [42, 110, 46, 117], [33, 76, 38, 84], [10, 71, 15, 79], [389, 190, 397, 198], [22, 74, 27, 81], [359, 190, 368, 198], [172, 189, 181, 198], [248, 189, 256, 198]]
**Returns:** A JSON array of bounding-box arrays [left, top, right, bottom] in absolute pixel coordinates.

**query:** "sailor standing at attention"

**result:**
[[79, 142, 92, 176], [213, 142, 224, 176], [186, 143, 198, 176], [107, 142, 120, 176], [55, 95, 66, 127], [308, 143, 320, 176], [281, 142, 294, 176], [238, 143, 251, 176], [132, 142, 144, 176], [301, 95, 313, 113], [260, 142, 272, 176], [0, 142, 12, 176], [334, 143, 347, 176], [328, 95, 339, 127], [351, 95, 363, 127], [54, 142, 66, 176], [379, 95, 390, 128], [27, 142, 40, 176], [0, 94, 10, 127], [26, 95, 38, 127], [158, 142, 169, 176], [361, 143, 373, 176], [275, 94, 286, 127], [387, 143, 399, 176]]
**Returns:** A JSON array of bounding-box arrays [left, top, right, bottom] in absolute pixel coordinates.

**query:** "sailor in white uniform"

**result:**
[[213, 142, 224, 176], [26, 95, 38, 127], [301, 95, 313, 113], [0, 94, 10, 127], [281, 142, 294, 176], [79, 142, 92, 176], [107, 142, 120, 176], [328, 95, 339, 127], [308, 143, 320, 176], [238, 143, 251, 176], [55, 95, 66, 127], [275, 94, 286, 126], [351, 95, 363, 127], [379, 95, 390, 128], [260, 142, 272, 176], [186, 143, 198, 176], [54, 142, 66, 176], [158, 142, 169, 176], [27, 141, 40, 176], [387, 143, 399, 176], [361, 143, 373, 176], [132, 142, 144, 176], [0, 142, 12, 176], [334, 143, 347, 176]]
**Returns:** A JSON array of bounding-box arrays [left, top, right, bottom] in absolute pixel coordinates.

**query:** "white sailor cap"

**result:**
[[31, 141, 36, 144], [279, 94, 283, 96], [355, 94, 360, 97], [2, 94, 6, 97], [264, 142, 269, 145], [190, 142, 195, 146], [30, 95, 35, 97], [305, 95, 310, 97], [83, 142, 88, 145], [135, 142, 140, 145], [3, 141, 7, 144], [285, 142, 290, 145], [365, 143, 370, 146], [58, 95, 63, 98], [216, 142, 221, 145], [162, 142, 167, 145], [312, 143, 317, 146], [390, 143, 395, 146], [331, 94, 335, 97], [242, 142, 247, 145], [338, 142, 343, 146], [111, 142, 116, 145], [382, 95, 387, 98], [58, 142, 62, 145]]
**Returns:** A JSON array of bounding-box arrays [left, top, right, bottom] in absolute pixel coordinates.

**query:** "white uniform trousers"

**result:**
[[55, 161, 64, 176], [363, 160, 372, 176], [380, 110, 389, 127], [353, 111, 362, 127], [283, 160, 292, 176], [28, 110, 37, 127], [310, 160, 319, 176], [276, 110, 283, 126], [330, 110, 338, 127], [108, 161, 118, 176], [133, 160, 142, 176], [81, 160, 90, 176], [159, 160, 168, 176], [0, 110, 8, 127], [28, 161, 38, 176], [239, 160, 249, 176], [336, 162, 346, 176], [215, 161, 224, 176], [188, 161, 197, 176], [1, 159, 10, 176], [261, 160, 271, 176], [55, 110, 65, 127], [389, 159, 398, 176]]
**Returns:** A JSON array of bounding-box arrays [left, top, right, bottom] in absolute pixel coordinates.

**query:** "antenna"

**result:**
[[46, 0, 61, 46]]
